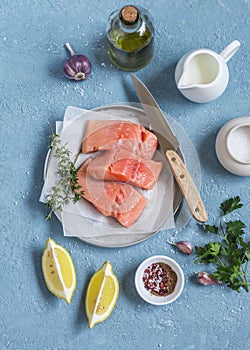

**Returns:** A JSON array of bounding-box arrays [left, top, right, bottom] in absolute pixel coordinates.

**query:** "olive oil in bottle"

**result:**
[[106, 5, 154, 71]]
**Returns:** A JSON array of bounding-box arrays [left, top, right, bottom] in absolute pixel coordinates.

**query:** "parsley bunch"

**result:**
[[195, 196, 250, 292], [45, 125, 83, 220]]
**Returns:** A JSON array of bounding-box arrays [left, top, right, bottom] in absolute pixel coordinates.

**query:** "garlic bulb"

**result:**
[[64, 42, 92, 81]]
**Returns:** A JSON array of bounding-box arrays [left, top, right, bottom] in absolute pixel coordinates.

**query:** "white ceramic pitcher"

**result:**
[[175, 40, 240, 103]]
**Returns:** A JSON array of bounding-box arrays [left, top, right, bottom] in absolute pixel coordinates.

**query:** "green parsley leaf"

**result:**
[[195, 242, 221, 264], [204, 224, 219, 234], [226, 220, 245, 244], [220, 196, 243, 215]]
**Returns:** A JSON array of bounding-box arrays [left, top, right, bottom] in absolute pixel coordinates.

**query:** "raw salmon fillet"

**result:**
[[76, 158, 148, 227], [86, 148, 163, 190], [82, 120, 158, 158]]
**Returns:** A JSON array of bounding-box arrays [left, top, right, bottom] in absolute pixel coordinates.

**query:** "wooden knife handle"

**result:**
[[165, 150, 208, 223]]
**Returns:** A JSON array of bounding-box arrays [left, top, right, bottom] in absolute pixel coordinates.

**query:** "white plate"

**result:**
[[43, 104, 201, 248], [215, 116, 250, 176], [135, 255, 184, 305]]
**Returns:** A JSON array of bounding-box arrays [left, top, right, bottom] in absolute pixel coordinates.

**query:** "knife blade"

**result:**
[[131, 73, 208, 223]]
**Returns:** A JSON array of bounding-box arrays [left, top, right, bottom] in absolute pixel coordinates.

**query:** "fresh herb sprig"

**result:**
[[195, 196, 250, 292], [45, 124, 83, 220]]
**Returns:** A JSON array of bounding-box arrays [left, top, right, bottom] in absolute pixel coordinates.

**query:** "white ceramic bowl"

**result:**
[[215, 116, 250, 176], [135, 255, 184, 305]]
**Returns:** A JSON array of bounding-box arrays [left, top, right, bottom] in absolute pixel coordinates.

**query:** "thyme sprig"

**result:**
[[45, 124, 83, 220], [195, 196, 250, 293]]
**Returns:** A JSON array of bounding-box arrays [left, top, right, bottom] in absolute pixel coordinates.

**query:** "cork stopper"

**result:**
[[120, 6, 139, 25]]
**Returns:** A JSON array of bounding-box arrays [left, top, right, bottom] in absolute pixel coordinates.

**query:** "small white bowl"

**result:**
[[135, 255, 184, 305], [215, 116, 250, 176], [226, 123, 250, 164]]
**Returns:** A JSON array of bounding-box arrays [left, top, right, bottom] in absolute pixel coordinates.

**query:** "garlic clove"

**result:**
[[197, 272, 219, 286], [174, 241, 193, 255]]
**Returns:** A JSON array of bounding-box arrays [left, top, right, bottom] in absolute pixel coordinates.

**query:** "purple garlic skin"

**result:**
[[64, 55, 92, 81], [175, 241, 193, 255], [64, 42, 92, 81], [197, 272, 218, 286]]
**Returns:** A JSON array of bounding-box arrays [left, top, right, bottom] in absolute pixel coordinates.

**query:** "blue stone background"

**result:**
[[0, 0, 249, 349]]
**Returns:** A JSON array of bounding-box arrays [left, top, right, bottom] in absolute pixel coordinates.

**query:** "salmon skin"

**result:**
[[82, 120, 158, 158], [86, 148, 163, 190], [76, 158, 148, 228]]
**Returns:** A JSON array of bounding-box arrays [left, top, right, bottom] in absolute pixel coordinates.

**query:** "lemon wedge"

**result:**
[[42, 238, 76, 304], [85, 261, 119, 328]]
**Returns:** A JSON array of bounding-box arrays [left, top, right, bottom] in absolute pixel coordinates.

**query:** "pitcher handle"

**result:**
[[220, 40, 241, 63]]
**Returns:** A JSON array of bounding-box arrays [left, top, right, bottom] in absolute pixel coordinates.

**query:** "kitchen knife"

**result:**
[[131, 73, 208, 223]]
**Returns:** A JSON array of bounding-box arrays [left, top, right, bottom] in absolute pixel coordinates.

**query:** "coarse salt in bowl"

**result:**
[[226, 123, 250, 164], [215, 116, 250, 176], [135, 255, 184, 305]]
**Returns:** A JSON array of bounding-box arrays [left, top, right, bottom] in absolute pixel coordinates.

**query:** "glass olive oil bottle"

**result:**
[[106, 5, 154, 71]]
